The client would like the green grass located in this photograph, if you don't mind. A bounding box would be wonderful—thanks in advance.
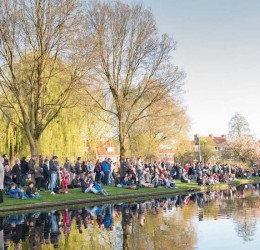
[1,181,199,208]
[2,178,259,210]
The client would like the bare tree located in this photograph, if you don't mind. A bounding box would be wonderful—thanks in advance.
[0,0,86,155]
[83,0,184,160]
[228,113,251,138]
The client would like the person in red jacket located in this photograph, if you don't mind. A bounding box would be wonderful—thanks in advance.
[61,168,69,194]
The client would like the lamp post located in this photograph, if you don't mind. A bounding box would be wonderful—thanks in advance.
[198,137,202,163]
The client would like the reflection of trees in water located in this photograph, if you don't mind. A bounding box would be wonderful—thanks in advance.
[124,200,197,250]
[4,186,260,249]
[233,195,260,242]
[235,219,257,242]
[202,187,260,243]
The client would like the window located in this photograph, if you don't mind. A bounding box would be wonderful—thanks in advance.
[106,147,114,153]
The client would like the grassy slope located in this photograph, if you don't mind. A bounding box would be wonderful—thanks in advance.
[1,181,199,207]
[1,178,259,209]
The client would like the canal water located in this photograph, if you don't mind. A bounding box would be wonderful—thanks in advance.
[1,184,260,250]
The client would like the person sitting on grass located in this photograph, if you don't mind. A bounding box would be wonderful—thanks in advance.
[159,174,167,186]
[117,176,138,190]
[165,177,176,188]
[26,181,40,198]
[144,168,151,183]
[68,175,81,189]
[181,172,190,183]
[8,184,27,199]
[81,177,108,195]
[151,173,161,187]
[197,175,204,186]
[139,175,154,188]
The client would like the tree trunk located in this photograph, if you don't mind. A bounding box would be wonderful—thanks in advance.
[28,138,39,156]
[119,119,126,162]
[25,126,39,156]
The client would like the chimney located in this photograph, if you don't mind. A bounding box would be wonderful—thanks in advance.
[194,134,199,145]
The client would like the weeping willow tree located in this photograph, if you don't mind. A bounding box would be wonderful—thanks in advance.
[39,103,110,162]
[0,0,91,156]
[0,113,29,161]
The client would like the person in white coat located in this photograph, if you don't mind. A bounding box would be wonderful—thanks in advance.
[0,157,4,203]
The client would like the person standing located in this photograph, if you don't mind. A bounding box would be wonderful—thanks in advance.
[75,157,82,176]
[12,159,22,188]
[43,158,50,191]
[136,157,143,184]
[34,164,43,192]
[49,156,59,194]
[0,157,4,203]
[64,157,74,187]
[20,157,29,187]
[61,168,69,194]
[87,161,94,173]
[39,155,45,168]
[28,155,37,183]
[120,158,130,181]
[64,157,73,173]
[101,158,110,185]
[94,159,102,183]
[2,154,9,167]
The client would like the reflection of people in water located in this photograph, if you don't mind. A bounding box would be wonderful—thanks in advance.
[41,212,51,245]
[62,209,70,235]
[2,183,259,249]
[0,216,4,250]
[50,211,60,249]
[103,205,114,230]
[76,209,83,234]
[138,202,146,227]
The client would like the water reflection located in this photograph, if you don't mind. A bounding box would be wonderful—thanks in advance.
[1,184,260,250]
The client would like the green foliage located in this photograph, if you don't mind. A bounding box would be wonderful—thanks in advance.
[0,119,30,160]
[0,0,190,160]
[199,137,216,163]
[174,137,194,164]
[37,105,110,161]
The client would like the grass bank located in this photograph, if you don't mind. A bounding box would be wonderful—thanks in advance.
[1,178,259,214]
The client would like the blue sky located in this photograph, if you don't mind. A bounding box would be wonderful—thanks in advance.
[123,0,260,138]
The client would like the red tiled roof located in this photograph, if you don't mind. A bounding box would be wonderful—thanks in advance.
[160,149,174,154]
[97,148,119,156]
[213,137,226,145]
[163,157,174,162]
[97,140,119,156]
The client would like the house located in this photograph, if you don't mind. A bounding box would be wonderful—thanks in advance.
[97,140,120,163]
[193,134,227,163]
[160,148,175,163]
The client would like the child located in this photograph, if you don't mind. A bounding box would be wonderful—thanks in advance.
[26,181,40,198]
[61,168,69,194]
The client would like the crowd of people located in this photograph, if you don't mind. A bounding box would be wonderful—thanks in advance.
[0,183,258,249]
[0,153,256,203]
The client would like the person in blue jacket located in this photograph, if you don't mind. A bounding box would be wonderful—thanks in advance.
[8,184,27,199]
[101,158,111,185]
[84,179,109,196]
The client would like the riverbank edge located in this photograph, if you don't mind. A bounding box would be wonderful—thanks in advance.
[0,178,258,214]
